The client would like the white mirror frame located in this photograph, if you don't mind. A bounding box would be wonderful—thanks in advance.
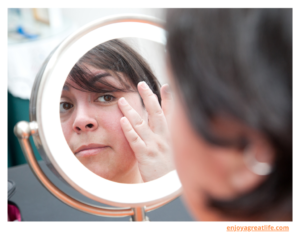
[33,14,182,208]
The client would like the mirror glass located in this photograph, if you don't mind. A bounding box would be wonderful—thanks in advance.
[36,18,181,206]
[59,37,170,184]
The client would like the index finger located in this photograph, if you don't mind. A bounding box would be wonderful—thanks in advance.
[137,81,168,135]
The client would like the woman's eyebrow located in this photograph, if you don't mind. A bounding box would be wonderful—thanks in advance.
[90,72,126,92]
[63,85,69,91]
[90,73,112,84]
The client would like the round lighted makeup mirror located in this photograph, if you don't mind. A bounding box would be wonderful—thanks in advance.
[14,14,182,221]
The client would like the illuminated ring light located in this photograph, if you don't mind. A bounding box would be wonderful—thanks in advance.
[31,14,182,208]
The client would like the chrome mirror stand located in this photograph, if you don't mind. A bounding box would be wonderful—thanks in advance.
[14,121,177,221]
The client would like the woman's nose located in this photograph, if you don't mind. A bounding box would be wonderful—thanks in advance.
[72,109,98,133]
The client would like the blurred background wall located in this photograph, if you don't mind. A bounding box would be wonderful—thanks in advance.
[7,8,165,167]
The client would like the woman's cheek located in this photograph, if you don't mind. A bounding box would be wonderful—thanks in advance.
[61,118,74,145]
[99,106,124,132]
[99,107,132,147]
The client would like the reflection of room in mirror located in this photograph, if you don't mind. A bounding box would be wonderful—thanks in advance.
[60,39,172,185]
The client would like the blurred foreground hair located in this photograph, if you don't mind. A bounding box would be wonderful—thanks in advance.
[166,9,292,220]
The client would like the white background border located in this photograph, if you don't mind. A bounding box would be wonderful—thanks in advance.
[3,3,299,234]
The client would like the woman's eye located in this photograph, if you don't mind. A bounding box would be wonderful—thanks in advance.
[60,102,73,113]
[97,95,115,103]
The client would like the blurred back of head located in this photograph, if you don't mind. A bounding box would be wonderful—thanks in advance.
[166,9,292,220]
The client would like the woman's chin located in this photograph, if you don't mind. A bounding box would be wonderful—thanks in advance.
[75,154,142,183]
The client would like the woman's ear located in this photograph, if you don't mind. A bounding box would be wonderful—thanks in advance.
[228,133,275,195]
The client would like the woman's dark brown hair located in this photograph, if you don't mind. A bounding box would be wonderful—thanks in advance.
[67,39,161,104]
[166,9,292,220]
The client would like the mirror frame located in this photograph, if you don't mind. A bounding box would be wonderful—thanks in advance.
[28,14,182,208]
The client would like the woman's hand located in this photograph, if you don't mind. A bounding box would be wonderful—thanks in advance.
[118,81,175,182]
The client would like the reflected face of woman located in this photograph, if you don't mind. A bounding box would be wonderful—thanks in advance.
[60,67,147,183]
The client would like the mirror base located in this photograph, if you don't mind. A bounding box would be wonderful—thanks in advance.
[13,120,175,221]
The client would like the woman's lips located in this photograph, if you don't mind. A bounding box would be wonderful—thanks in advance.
[74,144,109,157]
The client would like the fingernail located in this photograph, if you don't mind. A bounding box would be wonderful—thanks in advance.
[121,116,128,124]
[119,97,127,105]
[140,81,148,89]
